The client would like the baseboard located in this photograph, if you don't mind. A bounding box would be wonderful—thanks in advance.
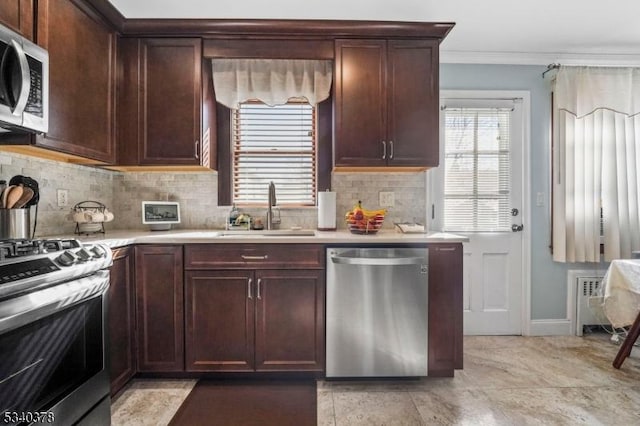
[528,319,573,336]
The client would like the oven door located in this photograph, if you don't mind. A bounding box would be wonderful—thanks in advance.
[0,270,110,426]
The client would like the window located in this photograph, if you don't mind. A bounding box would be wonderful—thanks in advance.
[552,66,640,262]
[232,100,316,206]
[442,107,512,232]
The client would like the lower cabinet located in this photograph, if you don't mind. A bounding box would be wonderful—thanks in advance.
[135,245,185,372]
[428,243,463,376]
[184,244,325,373]
[108,247,135,395]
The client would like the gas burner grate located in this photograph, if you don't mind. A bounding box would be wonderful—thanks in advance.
[0,239,81,262]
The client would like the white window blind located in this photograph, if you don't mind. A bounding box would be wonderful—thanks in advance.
[443,107,512,232]
[232,101,316,206]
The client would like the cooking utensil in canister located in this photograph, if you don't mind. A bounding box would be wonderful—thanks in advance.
[2,185,15,208]
[5,186,24,209]
[12,187,34,209]
[9,175,39,207]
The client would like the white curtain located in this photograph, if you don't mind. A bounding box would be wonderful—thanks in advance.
[553,66,640,262]
[211,59,332,108]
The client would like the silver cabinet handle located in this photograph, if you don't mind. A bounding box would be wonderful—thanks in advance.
[195,140,200,159]
[389,140,394,159]
[257,278,262,300]
[437,247,456,252]
[382,141,387,160]
[247,278,253,299]
[241,255,269,260]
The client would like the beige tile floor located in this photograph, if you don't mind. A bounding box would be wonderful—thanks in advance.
[111,334,640,425]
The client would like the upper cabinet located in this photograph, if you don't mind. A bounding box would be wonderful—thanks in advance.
[0,0,33,39]
[118,37,213,168]
[34,0,116,163]
[334,39,440,168]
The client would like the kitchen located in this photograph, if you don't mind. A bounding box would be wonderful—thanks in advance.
[1,0,640,425]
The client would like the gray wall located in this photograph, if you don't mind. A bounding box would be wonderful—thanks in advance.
[440,64,609,320]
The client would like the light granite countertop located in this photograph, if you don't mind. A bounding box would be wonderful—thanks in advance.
[59,229,468,248]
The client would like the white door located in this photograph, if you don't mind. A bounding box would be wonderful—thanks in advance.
[432,92,529,335]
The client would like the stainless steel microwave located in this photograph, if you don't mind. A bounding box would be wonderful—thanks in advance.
[0,23,48,134]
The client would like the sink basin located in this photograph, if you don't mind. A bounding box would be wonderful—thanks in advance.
[220,230,316,237]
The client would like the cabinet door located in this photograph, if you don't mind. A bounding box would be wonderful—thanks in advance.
[334,39,387,167]
[185,270,255,372]
[108,247,135,396]
[35,0,116,162]
[387,40,439,167]
[0,0,33,39]
[139,38,202,165]
[135,245,184,372]
[428,244,463,376]
[255,269,325,372]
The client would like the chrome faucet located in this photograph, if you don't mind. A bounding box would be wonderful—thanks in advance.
[266,181,277,230]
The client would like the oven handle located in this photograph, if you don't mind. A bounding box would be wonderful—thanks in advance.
[0,270,110,335]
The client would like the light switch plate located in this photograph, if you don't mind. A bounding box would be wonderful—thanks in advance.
[379,191,395,207]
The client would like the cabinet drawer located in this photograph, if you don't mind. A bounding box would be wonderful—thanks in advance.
[185,244,324,269]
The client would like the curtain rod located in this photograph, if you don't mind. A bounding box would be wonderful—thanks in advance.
[542,63,560,78]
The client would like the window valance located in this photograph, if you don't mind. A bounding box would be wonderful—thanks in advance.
[555,66,640,118]
[211,59,333,108]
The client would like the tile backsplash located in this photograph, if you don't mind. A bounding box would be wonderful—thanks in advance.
[0,152,115,237]
[0,152,427,235]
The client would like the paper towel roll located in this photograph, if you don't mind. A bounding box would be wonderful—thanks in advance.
[317,191,337,231]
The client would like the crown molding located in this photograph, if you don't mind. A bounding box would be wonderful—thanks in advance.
[440,50,640,67]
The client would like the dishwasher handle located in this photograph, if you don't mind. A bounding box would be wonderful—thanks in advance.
[330,254,426,266]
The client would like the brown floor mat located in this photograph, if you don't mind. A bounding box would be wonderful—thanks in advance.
[168,379,317,426]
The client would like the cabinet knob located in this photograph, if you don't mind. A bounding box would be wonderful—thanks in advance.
[382,141,387,160]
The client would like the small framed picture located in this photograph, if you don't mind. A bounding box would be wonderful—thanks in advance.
[142,201,180,230]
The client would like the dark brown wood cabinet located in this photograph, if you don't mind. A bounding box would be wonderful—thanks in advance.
[185,269,255,372]
[135,245,184,372]
[334,39,439,168]
[34,0,116,162]
[428,243,463,376]
[184,244,325,373]
[0,0,33,39]
[118,37,212,167]
[108,246,135,396]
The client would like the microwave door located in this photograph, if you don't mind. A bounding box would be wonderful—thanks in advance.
[0,39,30,127]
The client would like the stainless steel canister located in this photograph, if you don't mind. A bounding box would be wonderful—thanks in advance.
[0,209,31,239]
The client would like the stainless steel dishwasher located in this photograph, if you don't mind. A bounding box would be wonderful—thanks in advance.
[326,247,428,378]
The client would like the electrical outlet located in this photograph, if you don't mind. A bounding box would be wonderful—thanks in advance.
[57,189,69,207]
[379,191,395,207]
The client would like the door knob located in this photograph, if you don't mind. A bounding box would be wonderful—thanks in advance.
[511,224,524,232]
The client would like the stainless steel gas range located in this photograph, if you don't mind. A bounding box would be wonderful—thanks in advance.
[0,238,113,426]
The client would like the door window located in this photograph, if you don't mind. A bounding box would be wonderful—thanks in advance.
[442,107,513,232]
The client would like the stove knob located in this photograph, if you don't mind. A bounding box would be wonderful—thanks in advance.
[75,248,92,262]
[90,245,106,258]
[56,250,78,267]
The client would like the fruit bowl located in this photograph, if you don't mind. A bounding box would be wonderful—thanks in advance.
[345,201,386,234]
[346,213,385,234]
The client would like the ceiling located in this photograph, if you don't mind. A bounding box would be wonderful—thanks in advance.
[108,0,640,65]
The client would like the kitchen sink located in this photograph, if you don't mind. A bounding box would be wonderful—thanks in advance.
[219,229,316,237]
